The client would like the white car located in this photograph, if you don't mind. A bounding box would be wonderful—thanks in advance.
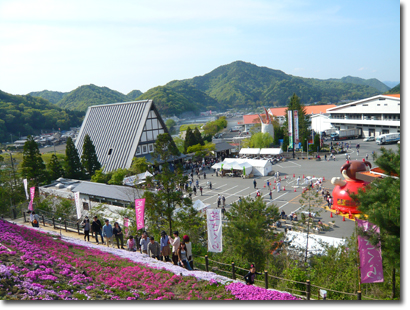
[363,136,375,142]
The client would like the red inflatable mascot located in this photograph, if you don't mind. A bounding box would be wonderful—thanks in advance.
[331,160,371,214]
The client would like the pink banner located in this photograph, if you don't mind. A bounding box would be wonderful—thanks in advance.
[357,219,384,283]
[124,217,129,236]
[135,199,145,230]
[28,187,35,211]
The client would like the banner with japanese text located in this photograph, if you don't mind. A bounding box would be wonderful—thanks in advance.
[135,198,146,230]
[23,179,29,200]
[357,219,384,283]
[288,110,293,148]
[28,187,35,211]
[293,110,299,144]
[74,192,82,219]
[207,209,222,252]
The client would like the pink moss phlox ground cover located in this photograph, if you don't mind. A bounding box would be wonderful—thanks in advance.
[1,220,300,300]
[226,282,301,300]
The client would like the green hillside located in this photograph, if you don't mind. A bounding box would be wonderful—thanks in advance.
[126,89,143,100]
[0,90,84,143]
[55,84,129,111]
[165,61,383,109]
[28,90,68,104]
[327,76,390,93]
[136,86,203,116]
[384,83,400,94]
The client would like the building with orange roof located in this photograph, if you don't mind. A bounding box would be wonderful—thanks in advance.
[326,94,400,138]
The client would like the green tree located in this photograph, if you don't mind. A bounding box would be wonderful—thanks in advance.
[224,196,280,269]
[249,132,273,148]
[91,168,112,184]
[64,137,83,179]
[285,94,308,151]
[108,168,129,185]
[174,205,206,245]
[186,142,216,161]
[351,146,400,298]
[129,157,149,175]
[81,134,101,178]
[184,126,197,153]
[193,127,204,146]
[165,118,176,133]
[153,133,180,163]
[21,135,47,187]
[47,154,64,181]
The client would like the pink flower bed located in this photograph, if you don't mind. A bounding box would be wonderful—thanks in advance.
[0,220,300,300]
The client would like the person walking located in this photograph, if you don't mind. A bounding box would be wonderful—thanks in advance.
[140,232,149,254]
[222,205,226,218]
[199,186,203,196]
[32,211,40,228]
[267,180,270,189]
[177,242,193,270]
[204,172,206,179]
[196,179,199,187]
[102,219,114,248]
[92,216,104,244]
[193,186,197,196]
[297,176,300,186]
[277,181,281,192]
[269,189,272,200]
[82,216,90,242]
[113,222,125,249]
[147,237,161,260]
[27,211,34,227]
[160,231,171,262]
[183,235,193,269]
[217,195,221,208]
[169,231,181,265]
[238,197,242,204]
[222,195,226,207]
[253,179,257,189]
[209,181,212,190]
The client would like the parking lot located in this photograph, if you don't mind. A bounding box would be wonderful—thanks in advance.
[191,139,399,240]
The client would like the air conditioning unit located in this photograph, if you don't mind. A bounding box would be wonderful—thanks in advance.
[55,183,65,189]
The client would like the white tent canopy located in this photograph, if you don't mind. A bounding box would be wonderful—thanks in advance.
[211,162,223,170]
[284,231,347,257]
[123,171,153,186]
[260,148,283,155]
[239,148,260,155]
[222,162,237,170]
[223,158,272,176]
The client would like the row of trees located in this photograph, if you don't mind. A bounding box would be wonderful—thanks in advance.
[20,134,101,188]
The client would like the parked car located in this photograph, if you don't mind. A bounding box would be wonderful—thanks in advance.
[363,136,375,142]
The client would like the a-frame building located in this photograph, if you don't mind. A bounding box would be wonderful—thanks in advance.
[75,100,175,172]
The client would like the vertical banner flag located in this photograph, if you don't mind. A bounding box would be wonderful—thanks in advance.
[124,217,129,237]
[207,209,222,252]
[357,219,384,283]
[135,198,146,230]
[288,110,293,148]
[28,187,35,211]
[74,192,82,219]
[293,110,299,144]
[23,179,29,200]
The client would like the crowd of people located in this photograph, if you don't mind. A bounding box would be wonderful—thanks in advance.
[81,216,195,270]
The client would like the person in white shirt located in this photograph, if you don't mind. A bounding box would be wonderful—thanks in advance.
[140,232,149,254]
[182,235,193,269]
[28,210,34,227]
[168,231,180,265]
[297,177,300,186]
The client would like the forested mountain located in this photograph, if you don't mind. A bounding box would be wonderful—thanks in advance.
[55,84,130,111]
[28,90,68,104]
[126,89,143,101]
[384,83,400,94]
[327,76,390,93]
[0,90,84,143]
[165,61,383,111]
[26,61,388,116]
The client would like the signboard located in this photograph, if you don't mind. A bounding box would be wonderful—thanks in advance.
[288,110,293,148]
[23,179,29,200]
[74,191,82,219]
[135,198,146,230]
[357,219,384,283]
[293,110,299,144]
[207,209,223,252]
[28,187,35,211]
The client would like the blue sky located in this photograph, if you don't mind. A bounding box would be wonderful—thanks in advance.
[0,0,401,95]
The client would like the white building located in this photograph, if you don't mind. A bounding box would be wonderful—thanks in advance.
[326,94,400,138]
[310,113,334,133]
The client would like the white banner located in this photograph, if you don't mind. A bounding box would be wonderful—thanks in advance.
[293,110,299,144]
[207,209,223,252]
[288,110,293,148]
[23,179,29,200]
[74,192,82,219]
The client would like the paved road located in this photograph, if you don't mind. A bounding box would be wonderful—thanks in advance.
[191,139,399,240]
